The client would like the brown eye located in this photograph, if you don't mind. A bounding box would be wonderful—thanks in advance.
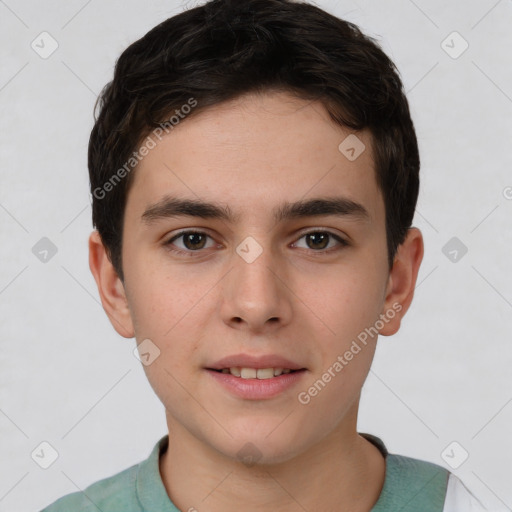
[165,231,215,254]
[293,231,348,252]
[182,232,207,250]
[305,232,330,250]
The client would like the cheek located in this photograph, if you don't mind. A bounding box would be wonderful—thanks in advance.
[126,263,205,338]
[301,265,385,344]
[296,300,379,421]
[127,283,211,400]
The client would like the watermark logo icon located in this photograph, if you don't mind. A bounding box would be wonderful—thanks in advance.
[31,441,59,469]
[133,338,161,366]
[236,236,263,264]
[31,32,59,59]
[441,31,469,59]
[236,442,263,467]
[32,237,58,263]
[338,134,366,161]
[441,441,469,469]
[442,237,468,263]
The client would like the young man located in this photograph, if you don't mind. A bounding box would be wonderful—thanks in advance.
[42,0,487,510]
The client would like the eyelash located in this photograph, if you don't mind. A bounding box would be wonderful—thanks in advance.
[163,229,349,257]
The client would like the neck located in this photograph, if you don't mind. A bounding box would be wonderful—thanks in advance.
[159,406,386,512]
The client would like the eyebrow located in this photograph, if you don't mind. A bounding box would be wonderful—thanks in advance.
[141,195,370,225]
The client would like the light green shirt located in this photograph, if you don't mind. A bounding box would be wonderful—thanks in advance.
[41,433,449,511]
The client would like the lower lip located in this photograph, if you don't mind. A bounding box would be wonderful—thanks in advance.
[206,369,307,400]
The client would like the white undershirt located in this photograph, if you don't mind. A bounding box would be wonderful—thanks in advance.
[443,474,498,511]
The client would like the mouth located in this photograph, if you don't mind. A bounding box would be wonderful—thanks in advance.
[209,367,304,379]
[205,354,307,399]
[205,355,307,399]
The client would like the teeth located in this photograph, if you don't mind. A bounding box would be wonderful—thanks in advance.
[256,368,274,380]
[223,367,294,379]
[230,367,241,377]
[240,368,257,379]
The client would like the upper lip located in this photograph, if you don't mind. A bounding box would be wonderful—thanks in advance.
[207,353,305,371]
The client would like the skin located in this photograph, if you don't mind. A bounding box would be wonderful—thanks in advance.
[89,91,423,512]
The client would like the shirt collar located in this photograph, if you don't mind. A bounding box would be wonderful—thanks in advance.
[136,435,180,511]
[136,433,390,510]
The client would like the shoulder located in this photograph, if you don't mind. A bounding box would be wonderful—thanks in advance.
[387,452,449,475]
[40,463,140,512]
[361,433,450,510]
[40,435,173,512]
[371,453,450,511]
[379,454,491,511]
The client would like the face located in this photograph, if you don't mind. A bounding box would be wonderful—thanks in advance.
[99,91,415,464]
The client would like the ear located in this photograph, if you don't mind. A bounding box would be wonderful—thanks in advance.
[88,230,135,338]
[378,227,424,336]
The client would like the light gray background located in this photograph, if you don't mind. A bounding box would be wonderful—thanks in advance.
[1,1,511,511]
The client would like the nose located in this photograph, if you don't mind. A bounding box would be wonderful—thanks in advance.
[220,240,293,334]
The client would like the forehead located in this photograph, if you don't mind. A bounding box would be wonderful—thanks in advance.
[125,91,384,229]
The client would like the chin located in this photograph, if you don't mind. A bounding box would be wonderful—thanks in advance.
[212,421,314,467]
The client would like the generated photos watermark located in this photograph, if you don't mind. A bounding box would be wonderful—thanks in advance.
[297,302,402,405]
[93,97,198,200]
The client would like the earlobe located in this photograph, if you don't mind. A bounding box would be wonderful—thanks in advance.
[88,230,135,339]
[378,227,424,336]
